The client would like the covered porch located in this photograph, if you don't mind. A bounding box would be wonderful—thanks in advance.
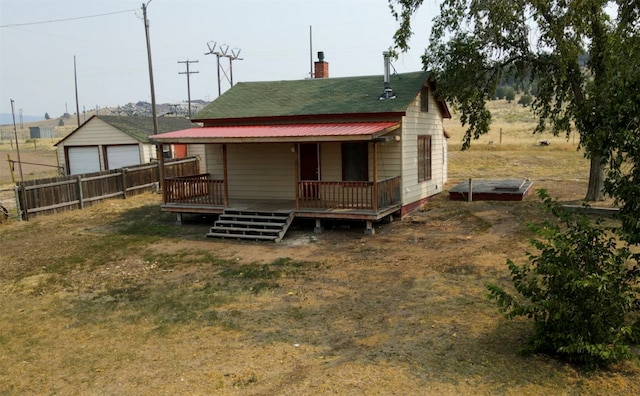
[151,121,404,233]
[161,174,402,227]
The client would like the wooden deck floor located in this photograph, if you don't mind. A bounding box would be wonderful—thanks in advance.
[162,199,401,221]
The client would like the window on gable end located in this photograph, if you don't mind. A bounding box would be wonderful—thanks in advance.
[420,85,429,112]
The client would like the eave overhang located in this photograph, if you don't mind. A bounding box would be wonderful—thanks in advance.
[149,122,401,145]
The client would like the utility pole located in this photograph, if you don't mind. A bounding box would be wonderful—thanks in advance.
[142,0,163,189]
[10,99,25,220]
[74,55,81,126]
[178,59,199,117]
[18,108,23,136]
[205,41,243,97]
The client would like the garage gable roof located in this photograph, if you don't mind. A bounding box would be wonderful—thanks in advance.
[55,115,196,145]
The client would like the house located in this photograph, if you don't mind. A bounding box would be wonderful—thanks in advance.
[55,115,195,175]
[150,53,451,238]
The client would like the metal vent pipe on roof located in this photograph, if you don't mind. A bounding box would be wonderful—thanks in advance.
[383,51,391,85]
[380,51,396,100]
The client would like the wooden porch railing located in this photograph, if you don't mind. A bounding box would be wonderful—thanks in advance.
[163,174,400,212]
[164,173,225,206]
[377,176,402,209]
[298,176,401,211]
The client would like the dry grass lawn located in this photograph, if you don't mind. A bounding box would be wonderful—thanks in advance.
[0,101,638,395]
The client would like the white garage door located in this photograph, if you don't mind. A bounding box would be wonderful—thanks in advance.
[106,145,140,169]
[68,146,100,175]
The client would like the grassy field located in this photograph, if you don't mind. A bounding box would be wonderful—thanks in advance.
[1,99,637,394]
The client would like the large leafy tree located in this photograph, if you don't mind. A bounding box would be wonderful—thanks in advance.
[599,17,640,244]
[390,0,640,367]
[389,0,639,204]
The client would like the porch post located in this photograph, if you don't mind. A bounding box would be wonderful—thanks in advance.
[222,144,229,206]
[294,144,300,210]
[373,141,378,212]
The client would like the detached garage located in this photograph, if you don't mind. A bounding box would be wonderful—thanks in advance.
[55,115,196,175]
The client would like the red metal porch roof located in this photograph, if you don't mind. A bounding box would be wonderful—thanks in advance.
[150,122,400,143]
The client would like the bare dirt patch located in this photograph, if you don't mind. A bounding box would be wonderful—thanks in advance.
[1,175,637,394]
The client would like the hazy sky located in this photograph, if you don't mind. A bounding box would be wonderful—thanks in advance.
[0,0,440,118]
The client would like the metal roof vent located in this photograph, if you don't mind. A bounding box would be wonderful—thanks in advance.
[379,51,396,100]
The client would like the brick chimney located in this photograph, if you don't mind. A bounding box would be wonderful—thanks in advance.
[314,51,329,78]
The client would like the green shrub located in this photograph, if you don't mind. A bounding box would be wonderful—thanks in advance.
[487,190,640,368]
[495,85,507,99]
[518,94,533,107]
[505,87,516,103]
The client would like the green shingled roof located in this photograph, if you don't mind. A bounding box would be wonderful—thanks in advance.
[96,116,195,142]
[194,71,431,120]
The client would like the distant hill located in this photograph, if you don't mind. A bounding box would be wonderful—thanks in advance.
[0,113,44,125]
[1,100,209,128]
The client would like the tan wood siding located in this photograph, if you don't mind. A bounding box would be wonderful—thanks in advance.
[227,143,295,200]
[377,139,402,179]
[204,144,223,178]
[187,144,206,174]
[319,141,400,182]
[320,142,342,181]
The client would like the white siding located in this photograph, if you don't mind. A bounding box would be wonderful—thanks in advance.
[400,90,446,206]
[141,144,156,163]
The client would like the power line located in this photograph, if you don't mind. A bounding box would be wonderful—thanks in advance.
[0,9,136,28]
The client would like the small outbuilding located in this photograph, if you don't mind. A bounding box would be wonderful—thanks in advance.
[55,115,195,175]
[29,126,55,139]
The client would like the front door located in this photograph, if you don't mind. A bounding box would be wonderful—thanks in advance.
[299,143,319,198]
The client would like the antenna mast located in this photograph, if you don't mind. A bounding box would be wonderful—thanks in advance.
[309,25,313,78]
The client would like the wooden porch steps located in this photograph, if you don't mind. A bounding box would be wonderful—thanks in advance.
[206,209,295,243]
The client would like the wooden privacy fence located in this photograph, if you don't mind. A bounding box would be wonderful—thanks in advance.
[15,157,198,220]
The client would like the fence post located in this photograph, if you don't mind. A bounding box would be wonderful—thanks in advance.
[468,178,473,202]
[77,175,84,209]
[121,168,128,199]
[13,185,24,221]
